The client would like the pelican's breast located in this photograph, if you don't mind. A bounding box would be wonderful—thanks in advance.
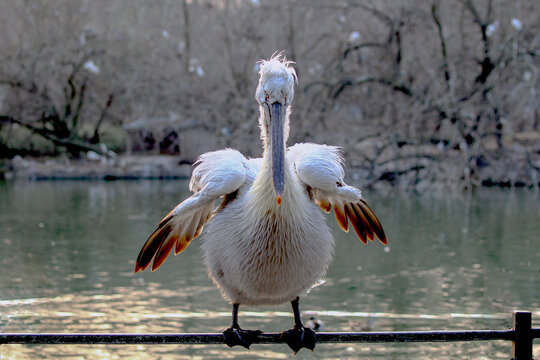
[202,167,334,305]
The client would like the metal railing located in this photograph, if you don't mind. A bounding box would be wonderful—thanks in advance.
[1,310,538,359]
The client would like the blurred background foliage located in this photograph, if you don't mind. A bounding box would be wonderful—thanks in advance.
[0,0,538,189]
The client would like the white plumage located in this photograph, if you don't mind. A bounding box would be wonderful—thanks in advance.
[135,54,387,352]
[202,146,334,306]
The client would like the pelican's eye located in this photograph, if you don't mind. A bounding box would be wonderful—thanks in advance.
[265,93,269,102]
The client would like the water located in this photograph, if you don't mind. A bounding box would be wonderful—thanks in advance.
[0,180,538,359]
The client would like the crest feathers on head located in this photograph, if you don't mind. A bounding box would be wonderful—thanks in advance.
[258,51,297,83]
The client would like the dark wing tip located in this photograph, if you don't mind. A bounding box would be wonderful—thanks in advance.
[157,211,175,229]
[352,203,374,241]
[345,199,388,245]
[359,199,387,245]
[135,258,151,273]
[134,222,173,273]
[346,204,367,244]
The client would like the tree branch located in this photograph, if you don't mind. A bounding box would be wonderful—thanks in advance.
[1,115,103,155]
[462,0,494,84]
[431,1,451,86]
[90,93,114,144]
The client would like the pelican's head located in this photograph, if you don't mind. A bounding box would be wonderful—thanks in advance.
[255,53,297,205]
[255,54,296,108]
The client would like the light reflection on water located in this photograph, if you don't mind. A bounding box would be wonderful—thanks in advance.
[0,180,539,359]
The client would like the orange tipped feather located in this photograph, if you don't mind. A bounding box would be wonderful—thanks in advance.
[174,238,188,255]
[318,200,332,213]
[333,204,349,232]
[196,212,207,234]
[152,234,178,271]
[174,232,192,256]
[135,205,215,273]
[193,225,204,239]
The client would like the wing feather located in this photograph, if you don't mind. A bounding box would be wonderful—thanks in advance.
[135,149,247,273]
[318,199,332,213]
[358,200,387,244]
[135,223,173,272]
[152,229,179,271]
[342,199,386,244]
[290,143,387,246]
[346,204,367,244]
[333,203,349,232]
[351,203,374,241]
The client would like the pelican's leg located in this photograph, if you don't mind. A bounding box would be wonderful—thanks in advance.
[280,297,316,354]
[223,303,262,349]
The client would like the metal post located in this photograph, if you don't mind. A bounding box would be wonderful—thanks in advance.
[512,311,532,360]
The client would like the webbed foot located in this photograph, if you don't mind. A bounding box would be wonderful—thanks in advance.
[223,327,262,349]
[280,324,316,354]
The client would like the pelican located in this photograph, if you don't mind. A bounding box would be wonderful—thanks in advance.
[135,54,387,353]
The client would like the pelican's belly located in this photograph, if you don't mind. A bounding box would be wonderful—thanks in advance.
[202,197,334,306]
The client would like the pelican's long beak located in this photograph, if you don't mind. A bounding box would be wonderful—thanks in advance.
[271,102,285,205]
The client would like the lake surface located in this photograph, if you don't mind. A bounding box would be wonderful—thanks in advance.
[0,180,538,359]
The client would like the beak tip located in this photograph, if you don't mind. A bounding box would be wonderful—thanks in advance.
[276,195,282,205]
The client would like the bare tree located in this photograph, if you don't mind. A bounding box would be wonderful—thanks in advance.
[0,0,537,187]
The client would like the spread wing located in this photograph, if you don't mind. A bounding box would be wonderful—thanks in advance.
[289,143,387,245]
[135,149,247,272]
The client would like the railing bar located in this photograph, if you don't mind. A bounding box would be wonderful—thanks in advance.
[317,330,516,343]
[0,330,517,345]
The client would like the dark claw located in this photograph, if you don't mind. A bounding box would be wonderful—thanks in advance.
[280,325,316,354]
[223,327,263,349]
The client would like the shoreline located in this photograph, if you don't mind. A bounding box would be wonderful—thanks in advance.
[2,153,539,192]
[2,155,192,181]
